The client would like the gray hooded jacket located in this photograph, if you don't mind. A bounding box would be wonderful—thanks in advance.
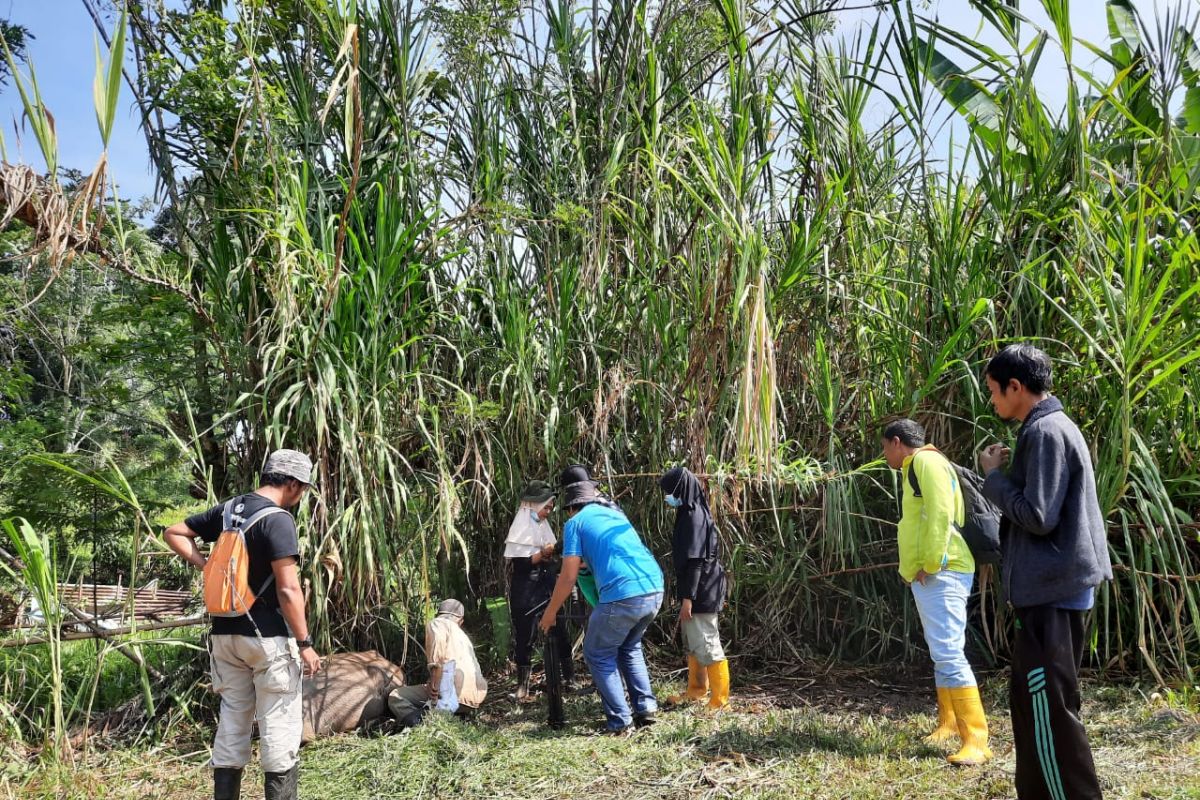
[981,397,1113,608]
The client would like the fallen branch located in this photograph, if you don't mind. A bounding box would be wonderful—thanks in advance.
[60,602,167,682]
[0,543,174,680]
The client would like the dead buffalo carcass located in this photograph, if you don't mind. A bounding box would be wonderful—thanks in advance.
[302,651,405,742]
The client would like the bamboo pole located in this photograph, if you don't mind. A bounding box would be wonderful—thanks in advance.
[0,615,206,649]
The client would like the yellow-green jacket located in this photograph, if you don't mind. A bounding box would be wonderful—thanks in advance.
[898,445,974,581]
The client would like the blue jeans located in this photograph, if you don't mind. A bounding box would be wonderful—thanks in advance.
[583,591,662,730]
[911,569,977,688]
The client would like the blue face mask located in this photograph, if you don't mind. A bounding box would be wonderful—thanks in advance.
[664,494,682,508]
[529,509,542,523]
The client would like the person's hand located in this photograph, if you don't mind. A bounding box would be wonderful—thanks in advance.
[679,598,693,624]
[538,607,556,633]
[913,569,929,586]
[979,443,1010,474]
[541,543,556,560]
[300,647,321,677]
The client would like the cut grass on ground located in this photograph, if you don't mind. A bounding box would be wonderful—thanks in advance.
[7,670,1200,799]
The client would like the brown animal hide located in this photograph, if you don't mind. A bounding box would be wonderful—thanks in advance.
[302,651,405,742]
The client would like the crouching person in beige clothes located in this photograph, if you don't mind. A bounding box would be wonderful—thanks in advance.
[388,599,488,726]
[164,450,322,800]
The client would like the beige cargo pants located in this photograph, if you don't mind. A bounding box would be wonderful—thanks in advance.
[209,635,302,773]
[682,613,726,665]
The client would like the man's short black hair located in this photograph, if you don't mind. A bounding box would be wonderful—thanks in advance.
[881,418,925,448]
[985,343,1053,394]
[261,471,300,488]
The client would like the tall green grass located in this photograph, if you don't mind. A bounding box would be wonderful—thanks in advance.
[5,0,1198,686]
[1,518,66,754]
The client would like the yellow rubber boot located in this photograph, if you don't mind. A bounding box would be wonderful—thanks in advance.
[705,659,730,710]
[666,655,708,704]
[926,687,958,744]
[947,686,993,766]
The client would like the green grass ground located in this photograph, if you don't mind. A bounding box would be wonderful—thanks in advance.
[7,668,1199,799]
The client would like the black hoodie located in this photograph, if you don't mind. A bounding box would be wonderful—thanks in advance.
[660,467,727,613]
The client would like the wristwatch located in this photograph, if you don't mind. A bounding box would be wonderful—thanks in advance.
[296,638,313,650]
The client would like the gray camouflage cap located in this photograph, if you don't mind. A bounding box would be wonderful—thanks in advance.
[263,449,315,485]
[436,598,465,619]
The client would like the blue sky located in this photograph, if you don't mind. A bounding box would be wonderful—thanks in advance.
[0,0,1175,214]
[1,1,156,201]
[836,1,1175,120]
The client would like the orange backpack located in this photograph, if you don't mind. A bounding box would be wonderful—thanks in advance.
[203,499,289,617]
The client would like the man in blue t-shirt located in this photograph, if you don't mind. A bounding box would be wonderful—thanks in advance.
[539,470,663,733]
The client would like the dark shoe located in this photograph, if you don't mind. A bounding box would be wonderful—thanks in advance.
[633,712,657,729]
[364,716,400,737]
[398,707,425,729]
[601,724,634,737]
[213,767,243,800]
[516,665,532,702]
[264,766,297,800]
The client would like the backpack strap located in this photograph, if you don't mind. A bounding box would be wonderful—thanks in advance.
[240,505,289,532]
[905,447,946,499]
[241,506,291,598]
[221,498,236,532]
[906,459,923,498]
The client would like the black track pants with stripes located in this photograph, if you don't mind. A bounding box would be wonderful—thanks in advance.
[1010,604,1103,800]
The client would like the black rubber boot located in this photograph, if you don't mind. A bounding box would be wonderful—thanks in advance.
[213,767,243,800]
[264,766,298,800]
[633,712,657,729]
[515,665,532,702]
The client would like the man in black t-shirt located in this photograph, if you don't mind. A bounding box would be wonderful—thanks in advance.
[165,449,321,800]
